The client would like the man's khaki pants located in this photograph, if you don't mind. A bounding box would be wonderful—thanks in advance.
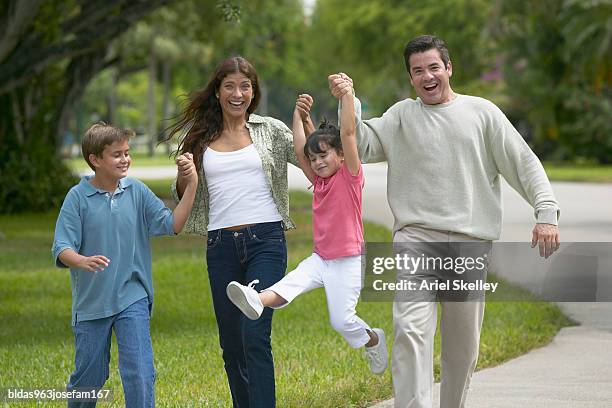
[392,226,490,408]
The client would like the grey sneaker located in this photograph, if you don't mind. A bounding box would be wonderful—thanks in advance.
[226,280,264,320]
[364,328,388,375]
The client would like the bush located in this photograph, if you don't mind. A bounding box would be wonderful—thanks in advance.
[0,144,76,214]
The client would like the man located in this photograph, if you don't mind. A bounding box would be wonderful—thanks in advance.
[329,35,560,408]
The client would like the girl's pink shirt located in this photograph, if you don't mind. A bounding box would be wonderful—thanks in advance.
[312,163,364,260]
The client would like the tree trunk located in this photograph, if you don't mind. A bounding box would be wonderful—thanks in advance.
[0,0,171,97]
[0,85,76,213]
[147,37,157,157]
[55,51,109,154]
[259,79,268,116]
[107,68,118,124]
[0,0,44,62]
[0,0,171,213]
[161,61,172,155]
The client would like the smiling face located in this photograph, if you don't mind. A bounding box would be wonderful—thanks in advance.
[217,72,254,120]
[408,48,454,105]
[308,142,343,179]
[90,139,131,181]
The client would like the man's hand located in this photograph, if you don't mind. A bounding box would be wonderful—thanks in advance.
[531,224,560,259]
[176,153,197,185]
[295,94,313,122]
[328,73,354,99]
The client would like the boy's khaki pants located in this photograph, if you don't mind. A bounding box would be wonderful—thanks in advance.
[392,226,489,408]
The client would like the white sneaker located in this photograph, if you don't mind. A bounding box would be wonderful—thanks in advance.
[364,328,388,375]
[226,280,264,320]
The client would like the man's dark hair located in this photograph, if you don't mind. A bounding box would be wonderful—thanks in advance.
[403,35,450,75]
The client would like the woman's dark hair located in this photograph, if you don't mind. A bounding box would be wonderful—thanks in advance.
[163,56,261,171]
[404,35,450,75]
[303,119,343,158]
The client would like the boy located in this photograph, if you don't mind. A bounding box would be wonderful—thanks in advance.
[52,123,198,407]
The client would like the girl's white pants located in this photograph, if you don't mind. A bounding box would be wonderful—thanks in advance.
[265,253,371,348]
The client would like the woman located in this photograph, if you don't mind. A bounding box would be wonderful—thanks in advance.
[165,56,313,407]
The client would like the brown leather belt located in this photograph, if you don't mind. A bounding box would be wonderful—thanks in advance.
[225,224,256,231]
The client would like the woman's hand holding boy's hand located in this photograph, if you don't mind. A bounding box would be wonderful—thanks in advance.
[295,94,313,122]
[173,152,198,233]
[176,153,197,186]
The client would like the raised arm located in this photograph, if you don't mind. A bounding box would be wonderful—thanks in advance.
[173,153,198,233]
[296,93,316,136]
[329,73,390,163]
[337,78,360,175]
[292,94,316,183]
[302,110,315,137]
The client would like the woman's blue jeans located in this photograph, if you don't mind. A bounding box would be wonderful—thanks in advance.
[206,221,287,408]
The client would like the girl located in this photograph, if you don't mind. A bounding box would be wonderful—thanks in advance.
[226,78,388,375]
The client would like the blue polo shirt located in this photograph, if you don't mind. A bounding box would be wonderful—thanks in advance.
[52,176,174,325]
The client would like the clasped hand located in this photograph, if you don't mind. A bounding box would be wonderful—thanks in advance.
[176,152,197,185]
[328,73,354,99]
[295,94,313,121]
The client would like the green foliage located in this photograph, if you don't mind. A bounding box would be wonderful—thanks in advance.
[305,0,496,117]
[3,0,611,218]
[78,0,309,134]
[31,0,77,44]
[207,0,309,121]
[0,148,76,214]
[304,0,611,163]
[115,71,159,127]
[495,0,612,163]
[0,0,171,213]
[0,74,76,213]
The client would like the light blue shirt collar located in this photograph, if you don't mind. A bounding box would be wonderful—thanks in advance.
[80,176,132,197]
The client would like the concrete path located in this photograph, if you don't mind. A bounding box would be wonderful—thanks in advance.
[349,163,612,408]
[116,164,612,407]
[371,326,612,408]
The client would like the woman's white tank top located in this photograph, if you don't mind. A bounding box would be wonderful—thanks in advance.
[204,144,282,231]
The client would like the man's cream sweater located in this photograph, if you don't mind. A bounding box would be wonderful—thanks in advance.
[350,94,559,240]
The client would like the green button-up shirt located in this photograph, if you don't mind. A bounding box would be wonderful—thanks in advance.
[171,114,299,235]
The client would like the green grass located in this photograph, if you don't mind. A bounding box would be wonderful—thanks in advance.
[0,190,572,407]
[543,162,612,183]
